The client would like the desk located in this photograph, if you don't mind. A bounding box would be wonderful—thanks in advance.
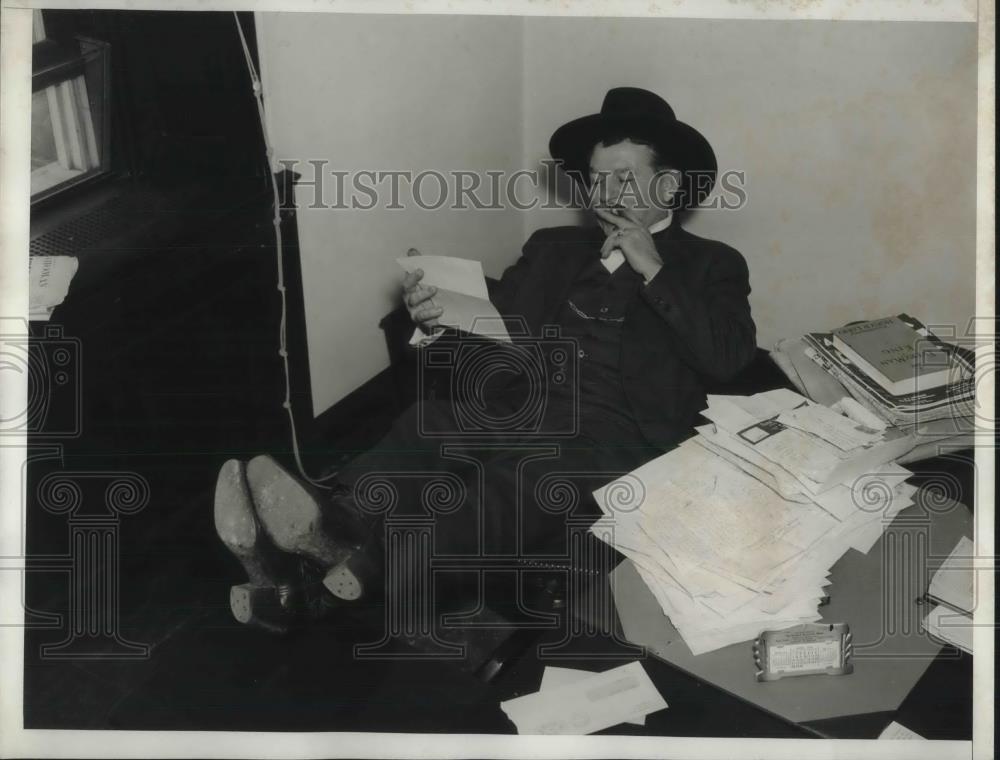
[476,486,973,739]
[576,491,973,738]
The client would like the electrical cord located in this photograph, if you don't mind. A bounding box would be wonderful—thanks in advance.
[233,12,340,488]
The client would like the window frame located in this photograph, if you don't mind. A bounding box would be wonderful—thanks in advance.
[31,10,113,205]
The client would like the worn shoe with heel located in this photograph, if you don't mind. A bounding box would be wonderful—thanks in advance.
[244,454,383,603]
[214,459,339,633]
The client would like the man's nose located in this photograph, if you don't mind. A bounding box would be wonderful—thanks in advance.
[600,176,621,204]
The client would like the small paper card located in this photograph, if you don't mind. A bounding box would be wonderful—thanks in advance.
[539,666,645,726]
[878,720,925,740]
[500,661,666,735]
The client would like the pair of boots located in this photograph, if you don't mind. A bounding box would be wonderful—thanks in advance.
[213,455,381,634]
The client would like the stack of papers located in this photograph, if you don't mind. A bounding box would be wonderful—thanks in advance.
[592,389,919,656]
[770,323,975,466]
[801,331,975,428]
[500,662,666,734]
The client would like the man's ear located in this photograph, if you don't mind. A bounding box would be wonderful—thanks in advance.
[652,169,682,210]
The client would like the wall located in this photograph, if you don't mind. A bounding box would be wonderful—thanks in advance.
[258,14,978,415]
[521,17,978,348]
[257,13,524,414]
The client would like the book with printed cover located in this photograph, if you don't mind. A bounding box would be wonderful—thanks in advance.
[830,315,970,395]
[803,334,973,407]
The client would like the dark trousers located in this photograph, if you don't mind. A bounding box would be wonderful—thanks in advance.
[337,392,661,560]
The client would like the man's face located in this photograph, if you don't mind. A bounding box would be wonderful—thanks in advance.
[588,139,675,235]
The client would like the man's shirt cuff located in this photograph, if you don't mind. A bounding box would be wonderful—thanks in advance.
[408,326,444,347]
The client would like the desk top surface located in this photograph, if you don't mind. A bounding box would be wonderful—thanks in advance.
[608,491,973,737]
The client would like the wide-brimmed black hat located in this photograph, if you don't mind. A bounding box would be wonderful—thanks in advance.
[549,87,717,209]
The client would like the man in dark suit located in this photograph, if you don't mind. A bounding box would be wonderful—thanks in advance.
[214,88,757,631]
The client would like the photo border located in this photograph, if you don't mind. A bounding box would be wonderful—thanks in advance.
[1,1,993,758]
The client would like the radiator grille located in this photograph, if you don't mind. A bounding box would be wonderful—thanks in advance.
[29,188,165,257]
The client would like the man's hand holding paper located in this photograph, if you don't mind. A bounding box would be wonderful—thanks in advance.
[398,250,511,343]
[401,249,444,333]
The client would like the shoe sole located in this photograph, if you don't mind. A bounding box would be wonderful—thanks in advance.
[214,459,275,588]
[216,459,304,629]
[323,561,363,601]
[246,455,366,601]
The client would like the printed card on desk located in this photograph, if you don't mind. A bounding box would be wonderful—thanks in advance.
[500,661,666,735]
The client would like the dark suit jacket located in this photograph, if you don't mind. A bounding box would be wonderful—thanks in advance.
[489,222,757,449]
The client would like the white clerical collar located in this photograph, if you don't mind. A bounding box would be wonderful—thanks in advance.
[647,212,674,236]
[601,210,673,274]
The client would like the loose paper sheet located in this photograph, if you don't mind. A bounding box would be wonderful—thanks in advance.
[928,535,976,614]
[29,255,78,321]
[398,255,510,342]
[500,661,666,735]
[922,605,973,654]
[878,720,926,740]
[539,667,645,725]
